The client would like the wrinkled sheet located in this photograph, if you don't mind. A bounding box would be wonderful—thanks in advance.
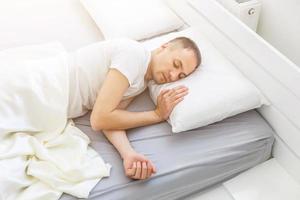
[0,43,111,200]
[60,90,274,200]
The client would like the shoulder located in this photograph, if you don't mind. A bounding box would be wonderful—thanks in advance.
[107,39,150,87]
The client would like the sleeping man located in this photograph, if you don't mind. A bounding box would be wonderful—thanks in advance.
[67,37,201,180]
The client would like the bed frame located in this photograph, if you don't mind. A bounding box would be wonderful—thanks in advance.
[165,0,300,198]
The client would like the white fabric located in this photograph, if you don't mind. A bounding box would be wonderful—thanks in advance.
[80,0,184,40]
[143,28,268,133]
[0,43,111,200]
[68,39,151,118]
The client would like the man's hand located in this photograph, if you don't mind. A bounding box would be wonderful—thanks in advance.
[154,85,189,120]
[123,150,157,180]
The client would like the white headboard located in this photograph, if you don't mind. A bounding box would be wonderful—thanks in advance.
[165,0,300,183]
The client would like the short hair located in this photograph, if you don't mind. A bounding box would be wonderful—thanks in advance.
[168,37,201,68]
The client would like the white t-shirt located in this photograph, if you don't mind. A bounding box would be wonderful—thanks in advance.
[67,39,151,118]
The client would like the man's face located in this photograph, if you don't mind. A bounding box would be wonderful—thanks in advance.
[150,43,198,84]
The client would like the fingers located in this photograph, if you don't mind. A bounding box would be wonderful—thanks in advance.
[171,90,188,101]
[171,97,184,107]
[126,162,136,177]
[165,86,188,97]
[170,87,188,97]
[159,89,170,97]
[174,86,189,94]
[158,86,188,106]
[133,161,142,179]
[147,161,152,178]
[158,89,170,103]
[130,160,156,180]
[165,88,188,105]
[148,159,156,173]
[155,86,188,121]
[131,161,147,180]
[141,161,148,179]
[172,85,188,90]
[170,89,186,107]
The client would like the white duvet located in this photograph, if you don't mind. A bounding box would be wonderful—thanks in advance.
[0,43,111,200]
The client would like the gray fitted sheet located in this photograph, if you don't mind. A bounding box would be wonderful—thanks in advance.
[60,89,274,200]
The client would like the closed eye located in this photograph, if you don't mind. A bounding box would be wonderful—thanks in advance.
[179,72,186,79]
[174,59,187,79]
[173,60,180,69]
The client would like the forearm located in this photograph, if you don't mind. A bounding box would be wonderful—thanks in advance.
[100,97,137,159]
[95,109,163,131]
[102,129,134,159]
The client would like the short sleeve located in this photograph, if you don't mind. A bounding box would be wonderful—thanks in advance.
[109,39,145,87]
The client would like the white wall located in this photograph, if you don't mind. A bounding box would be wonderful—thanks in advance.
[216,0,300,67]
[256,0,300,67]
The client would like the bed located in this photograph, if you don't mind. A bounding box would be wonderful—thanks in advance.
[59,89,274,200]
[1,0,299,199]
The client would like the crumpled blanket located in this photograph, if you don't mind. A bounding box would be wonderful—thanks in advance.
[0,43,111,200]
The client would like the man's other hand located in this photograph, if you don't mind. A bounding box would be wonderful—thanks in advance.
[123,151,156,180]
[154,85,189,120]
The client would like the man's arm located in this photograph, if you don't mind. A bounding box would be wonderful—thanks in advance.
[101,96,136,159]
[90,69,163,131]
[101,96,156,180]
[90,68,188,131]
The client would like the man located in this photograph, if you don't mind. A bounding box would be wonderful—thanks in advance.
[69,37,201,180]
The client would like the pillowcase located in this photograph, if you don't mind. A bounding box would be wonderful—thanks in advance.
[143,27,269,133]
[80,0,184,40]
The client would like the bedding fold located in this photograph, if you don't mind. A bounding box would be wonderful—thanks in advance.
[0,43,111,200]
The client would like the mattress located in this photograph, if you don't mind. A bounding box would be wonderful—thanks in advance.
[60,89,274,200]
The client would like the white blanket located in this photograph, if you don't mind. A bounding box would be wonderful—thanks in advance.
[0,43,111,200]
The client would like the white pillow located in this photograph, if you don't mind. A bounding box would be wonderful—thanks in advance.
[143,28,269,133]
[80,0,184,40]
